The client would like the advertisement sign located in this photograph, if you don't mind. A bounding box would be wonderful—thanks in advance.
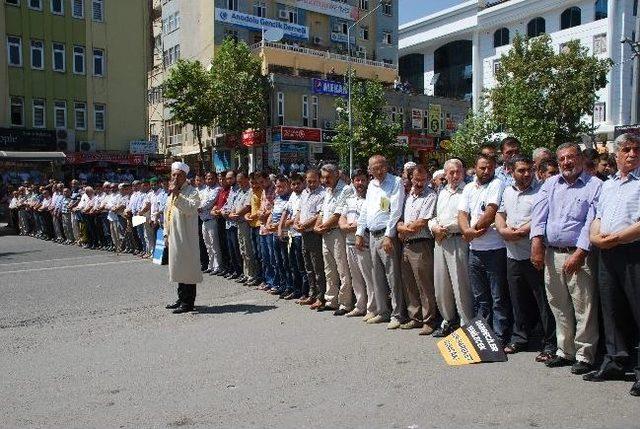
[408,134,435,152]
[411,109,423,130]
[129,140,158,155]
[312,78,348,97]
[0,128,57,151]
[280,126,322,142]
[437,317,508,366]
[215,8,309,39]
[213,151,232,172]
[428,104,442,134]
[322,129,338,143]
[241,129,265,147]
[330,33,355,44]
[295,0,359,20]
[614,124,640,138]
[65,152,145,165]
[152,228,166,265]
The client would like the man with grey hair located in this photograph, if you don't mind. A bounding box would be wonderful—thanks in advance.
[315,163,353,314]
[429,158,474,337]
[533,147,553,181]
[584,133,640,397]
[531,142,602,375]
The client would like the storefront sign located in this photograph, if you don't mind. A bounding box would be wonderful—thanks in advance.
[322,129,338,143]
[241,129,265,147]
[411,109,423,130]
[614,124,640,138]
[330,32,355,44]
[129,140,158,155]
[312,78,348,97]
[295,0,359,20]
[215,8,309,39]
[65,152,146,165]
[445,117,457,132]
[0,128,57,151]
[437,317,507,366]
[407,134,435,152]
[280,126,322,142]
[428,104,442,134]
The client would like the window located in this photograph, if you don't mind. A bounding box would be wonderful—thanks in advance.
[253,1,266,17]
[54,100,67,129]
[10,97,24,127]
[593,33,607,54]
[7,36,22,67]
[92,0,103,21]
[360,26,369,40]
[162,11,180,34]
[93,48,104,76]
[287,8,298,24]
[360,0,368,10]
[72,0,83,17]
[311,96,318,128]
[163,44,180,67]
[29,0,42,10]
[560,7,581,30]
[382,2,391,15]
[30,40,44,69]
[166,120,183,146]
[527,17,545,38]
[382,32,392,45]
[73,46,85,74]
[277,92,284,126]
[6,0,20,6]
[74,102,87,130]
[94,104,105,131]
[340,22,348,35]
[51,0,63,14]
[226,0,237,10]
[32,99,45,128]
[595,0,607,20]
[593,102,606,123]
[52,42,65,71]
[493,27,509,48]
[302,95,309,127]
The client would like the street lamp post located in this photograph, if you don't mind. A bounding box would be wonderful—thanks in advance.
[346,0,389,174]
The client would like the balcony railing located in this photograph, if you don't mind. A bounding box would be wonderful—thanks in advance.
[250,41,398,70]
[480,0,512,8]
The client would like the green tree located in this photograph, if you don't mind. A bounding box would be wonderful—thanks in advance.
[488,33,612,154]
[449,103,501,166]
[210,38,269,166]
[163,59,215,171]
[332,76,403,170]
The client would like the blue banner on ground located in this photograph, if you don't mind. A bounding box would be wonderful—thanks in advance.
[152,228,165,265]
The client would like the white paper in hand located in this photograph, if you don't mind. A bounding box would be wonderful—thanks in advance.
[132,215,147,227]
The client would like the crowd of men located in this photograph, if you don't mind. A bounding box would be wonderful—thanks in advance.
[6,134,639,397]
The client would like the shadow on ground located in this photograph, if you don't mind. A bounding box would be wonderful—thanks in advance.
[0,250,39,259]
[194,304,277,315]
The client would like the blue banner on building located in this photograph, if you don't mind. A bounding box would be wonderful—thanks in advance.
[215,8,309,40]
[312,78,348,97]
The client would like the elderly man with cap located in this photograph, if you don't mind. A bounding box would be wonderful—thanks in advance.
[165,162,203,314]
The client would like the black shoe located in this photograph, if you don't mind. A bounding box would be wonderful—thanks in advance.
[571,361,592,375]
[165,301,181,309]
[235,275,248,283]
[172,305,194,314]
[630,381,640,397]
[433,324,456,338]
[545,356,575,368]
[229,273,241,280]
[202,268,211,274]
[211,270,222,276]
[583,368,626,382]
[504,342,527,354]
[333,309,348,316]
[223,272,234,279]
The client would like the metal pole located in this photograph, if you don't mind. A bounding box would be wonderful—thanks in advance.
[632,15,640,124]
[348,25,353,175]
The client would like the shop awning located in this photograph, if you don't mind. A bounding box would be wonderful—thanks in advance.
[0,151,67,161]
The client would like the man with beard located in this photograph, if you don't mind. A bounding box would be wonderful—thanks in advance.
[496,137,521,186]
[531,142,602,375]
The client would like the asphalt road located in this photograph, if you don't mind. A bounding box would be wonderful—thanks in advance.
[0,236,639,429]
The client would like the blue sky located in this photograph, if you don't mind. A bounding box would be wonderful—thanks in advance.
[399,0,467,25]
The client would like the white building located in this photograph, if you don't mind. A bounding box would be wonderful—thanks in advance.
[399,0,638,137]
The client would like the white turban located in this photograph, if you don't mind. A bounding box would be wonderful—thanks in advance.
[433,169,445,178]
[403,161,417,171]
[171,161,189,175]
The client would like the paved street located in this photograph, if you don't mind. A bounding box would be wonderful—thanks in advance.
[0,236,638,429]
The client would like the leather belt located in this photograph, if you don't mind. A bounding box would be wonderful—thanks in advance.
[404,237,431,245]
[369,229,386,238]
[549,246,577,253]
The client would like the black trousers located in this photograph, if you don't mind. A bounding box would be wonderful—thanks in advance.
[507,257,557,353]
[198,218,207,269]
[598,242,640,379]
[217,217,230,271]
[177,283,196,307]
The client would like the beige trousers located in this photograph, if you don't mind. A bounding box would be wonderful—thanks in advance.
[434,235,474,326]
[544,248,599,364]
[322,229,353,310]
[401,239,438,326]
[346,243,375,313]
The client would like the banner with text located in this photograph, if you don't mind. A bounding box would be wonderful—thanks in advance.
[312,78,348,97]
[437,317,508,366]
[215,8,309,39]
[295,0,359,20]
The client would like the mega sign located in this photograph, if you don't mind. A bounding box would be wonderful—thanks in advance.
[295,0,359,20]
[312,78,348,97]
[0,128,56,151]
[280,126,322,142]
[215,8,309,39]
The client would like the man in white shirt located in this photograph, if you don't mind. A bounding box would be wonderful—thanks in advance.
[458,153,511,347]
[428,159,474,337]
[198,172,222,273]
[356,155,407,329]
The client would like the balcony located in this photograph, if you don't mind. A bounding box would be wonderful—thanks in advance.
[250,41,398,83]
[480,0,512,9]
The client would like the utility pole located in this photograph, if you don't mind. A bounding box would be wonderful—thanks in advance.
[624,15,640,124]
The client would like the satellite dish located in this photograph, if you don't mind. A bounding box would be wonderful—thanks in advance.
[263,28,284,42]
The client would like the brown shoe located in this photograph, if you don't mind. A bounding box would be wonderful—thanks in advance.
[419,325,435,336]
[309,299,324,310]
[299,296,314,305]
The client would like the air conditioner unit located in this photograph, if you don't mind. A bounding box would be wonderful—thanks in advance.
[313,36,322,45]
[77,140,97,152]
[323,120,333,129]
[56,129,76,152]
[332,24,341,33]
[278,9,289,19]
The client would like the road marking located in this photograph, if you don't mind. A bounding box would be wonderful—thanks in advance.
[0,254,114,266]
[0,259,147,275]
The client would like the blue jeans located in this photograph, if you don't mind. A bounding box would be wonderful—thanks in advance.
[272,235,293,292]
[289,235,308,296]
[468,248,512,346]
[259,233,276,288]
[250,227,263,281]
[226,226,243,275]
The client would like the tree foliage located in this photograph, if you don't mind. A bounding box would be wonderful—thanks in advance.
[450,104,501,166]
[332,75,403,170]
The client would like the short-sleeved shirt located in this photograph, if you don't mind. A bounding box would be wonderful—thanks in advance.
[339,194,366,245]
[286,192,303,237]
[596,166,640,240]
[498,181,540,260]
[298,186,325,229]
[458,176,505,251]
[233,187,251,225]
[402,187,437,240]
[271,193,291,231]
[249,190,262,228]
[321,180,348,222]
[259,185,276,235]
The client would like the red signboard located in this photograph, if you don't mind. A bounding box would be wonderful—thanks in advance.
[65,152,146,165]
[241,129,265,147]
[280,126,322,142]
[407,134,435,152]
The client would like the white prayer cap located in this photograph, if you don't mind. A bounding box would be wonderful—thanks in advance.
[103,181,110,187]
[403,161,417,171]
[171,161,189,175]
[433,169,445,177]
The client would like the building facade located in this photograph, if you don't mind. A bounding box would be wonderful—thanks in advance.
[2,0,149,154]
[399,0,637,139]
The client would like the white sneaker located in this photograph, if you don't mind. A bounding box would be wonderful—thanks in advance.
[362,312,376,322]
[366,314,390,324]
[346,309,366,318]
[387,318,402,330]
